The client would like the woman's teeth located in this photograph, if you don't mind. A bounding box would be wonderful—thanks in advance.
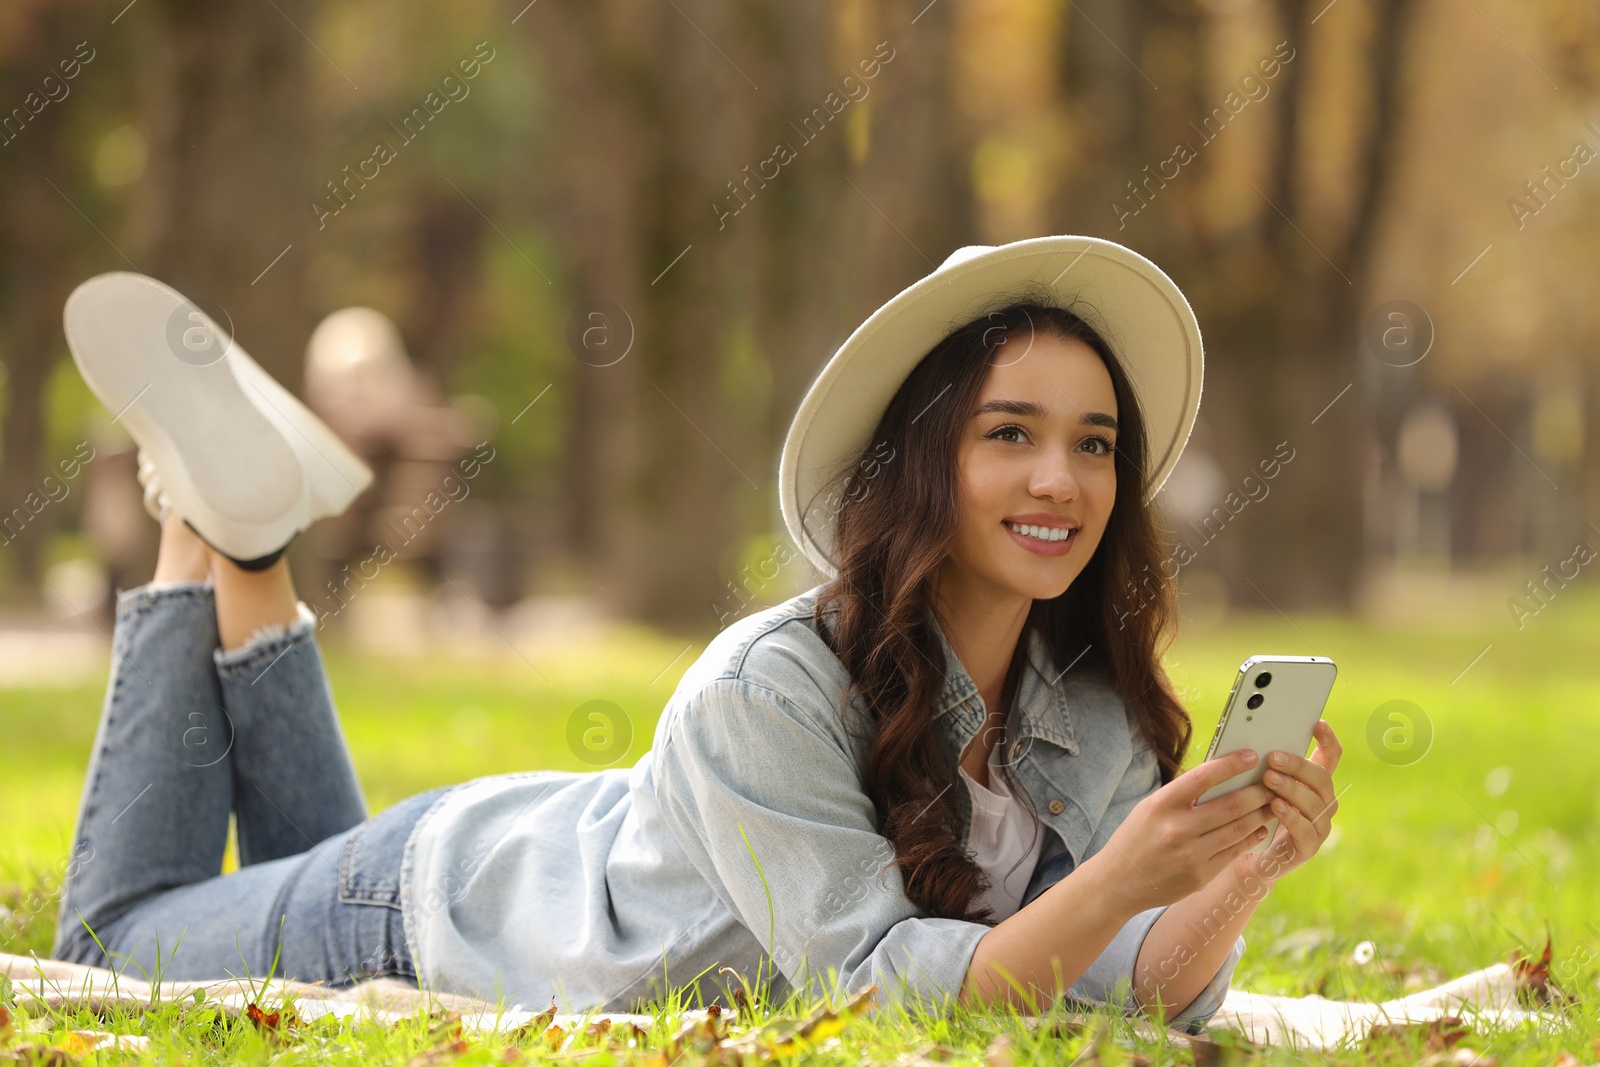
[1004,521,1074,543]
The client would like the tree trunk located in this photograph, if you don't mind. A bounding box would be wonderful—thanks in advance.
[131,0,315,392]
[1053,0,1420,610]
[0,4,82,593]
[1206,0,1418,609]
[524,0,649,591]
[525,0,756,630]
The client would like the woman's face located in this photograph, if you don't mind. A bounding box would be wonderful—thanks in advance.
[943,331,1120,604]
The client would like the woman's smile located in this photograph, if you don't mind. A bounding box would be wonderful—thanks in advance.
[1001,516,1079,555]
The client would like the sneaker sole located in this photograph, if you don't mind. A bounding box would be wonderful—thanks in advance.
[64,273,362,560]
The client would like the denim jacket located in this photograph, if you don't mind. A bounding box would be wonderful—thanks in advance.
[400,584,1244,1027]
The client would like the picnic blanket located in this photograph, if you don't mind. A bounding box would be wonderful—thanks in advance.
[0,951,1556,1053]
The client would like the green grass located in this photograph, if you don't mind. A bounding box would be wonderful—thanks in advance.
[3,591,1599,1064]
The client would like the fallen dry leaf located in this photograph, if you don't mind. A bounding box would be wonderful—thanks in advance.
[660,1009,731,1064]
[768,984,878,1055]
[426,1013,464,1044]
[507,1000,559,1045]
[715,984,878,1062]
[1511,929,1571,1006]
[0,1006,11,1045]
[244,1001,299,1040]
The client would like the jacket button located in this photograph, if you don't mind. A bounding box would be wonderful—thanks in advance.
[1048,799,1066,815]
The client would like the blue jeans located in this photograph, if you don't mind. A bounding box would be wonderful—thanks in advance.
[51,581,450,986]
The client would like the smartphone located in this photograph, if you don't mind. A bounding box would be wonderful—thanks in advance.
[1197,655,1337,851]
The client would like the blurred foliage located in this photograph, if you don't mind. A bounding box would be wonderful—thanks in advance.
[0,0,1597,627]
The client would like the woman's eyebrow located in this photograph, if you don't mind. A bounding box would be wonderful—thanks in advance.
[974,398,1047,419]
[973,398,1119,431]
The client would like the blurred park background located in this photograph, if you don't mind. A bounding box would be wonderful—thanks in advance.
[1,0,1599,641]
[2,0,1600,1000]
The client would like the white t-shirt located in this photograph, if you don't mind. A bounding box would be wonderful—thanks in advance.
[957,704,1046,922]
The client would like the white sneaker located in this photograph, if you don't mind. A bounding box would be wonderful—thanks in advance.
[64,272,374,562]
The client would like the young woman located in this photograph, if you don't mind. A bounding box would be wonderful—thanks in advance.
[52,238,1340,1032]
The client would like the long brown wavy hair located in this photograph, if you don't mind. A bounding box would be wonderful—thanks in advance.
[812,293,1194,924]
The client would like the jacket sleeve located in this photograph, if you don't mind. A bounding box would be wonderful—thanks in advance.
[1065,905,1244,1031]
[1168,933,1246,1031]
[652,677,990,1011]
[1061,705,1247,1031]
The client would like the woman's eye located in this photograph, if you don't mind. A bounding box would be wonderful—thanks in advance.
[1082,435,1116,456]
[985,424,1027,444]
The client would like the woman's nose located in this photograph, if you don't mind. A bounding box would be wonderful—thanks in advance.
[1030,449,1079,501]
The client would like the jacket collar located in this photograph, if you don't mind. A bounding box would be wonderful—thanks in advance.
[926,608,1081,756]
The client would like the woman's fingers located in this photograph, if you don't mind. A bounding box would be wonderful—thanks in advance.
[1190,781,1275,834]
[1262,767,1326,823]
[1170,748,1261,806]
[1265,749,1336,810]
[1310,720,1342,771]
[1214,818,1273,864]
[1196,798,1273,856]
[1268,796,1321,864]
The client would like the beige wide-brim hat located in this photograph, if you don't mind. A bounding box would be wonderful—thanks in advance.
[778,234,1203,580]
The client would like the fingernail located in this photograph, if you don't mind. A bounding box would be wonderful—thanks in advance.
[1243,751,1258,764]
[1271,752,1289,767]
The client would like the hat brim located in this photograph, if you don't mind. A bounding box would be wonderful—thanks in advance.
[778,235,1203,580]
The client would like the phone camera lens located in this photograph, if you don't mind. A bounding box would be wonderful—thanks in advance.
[1247,693,1264,710]
[1254,672,1272,688]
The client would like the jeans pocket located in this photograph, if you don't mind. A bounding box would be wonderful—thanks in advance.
[338,822,403,909]
[337,789,447,909]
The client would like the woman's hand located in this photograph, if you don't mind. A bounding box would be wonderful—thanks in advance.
[1234,719,1342,885]
[1093,749,1277,914]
